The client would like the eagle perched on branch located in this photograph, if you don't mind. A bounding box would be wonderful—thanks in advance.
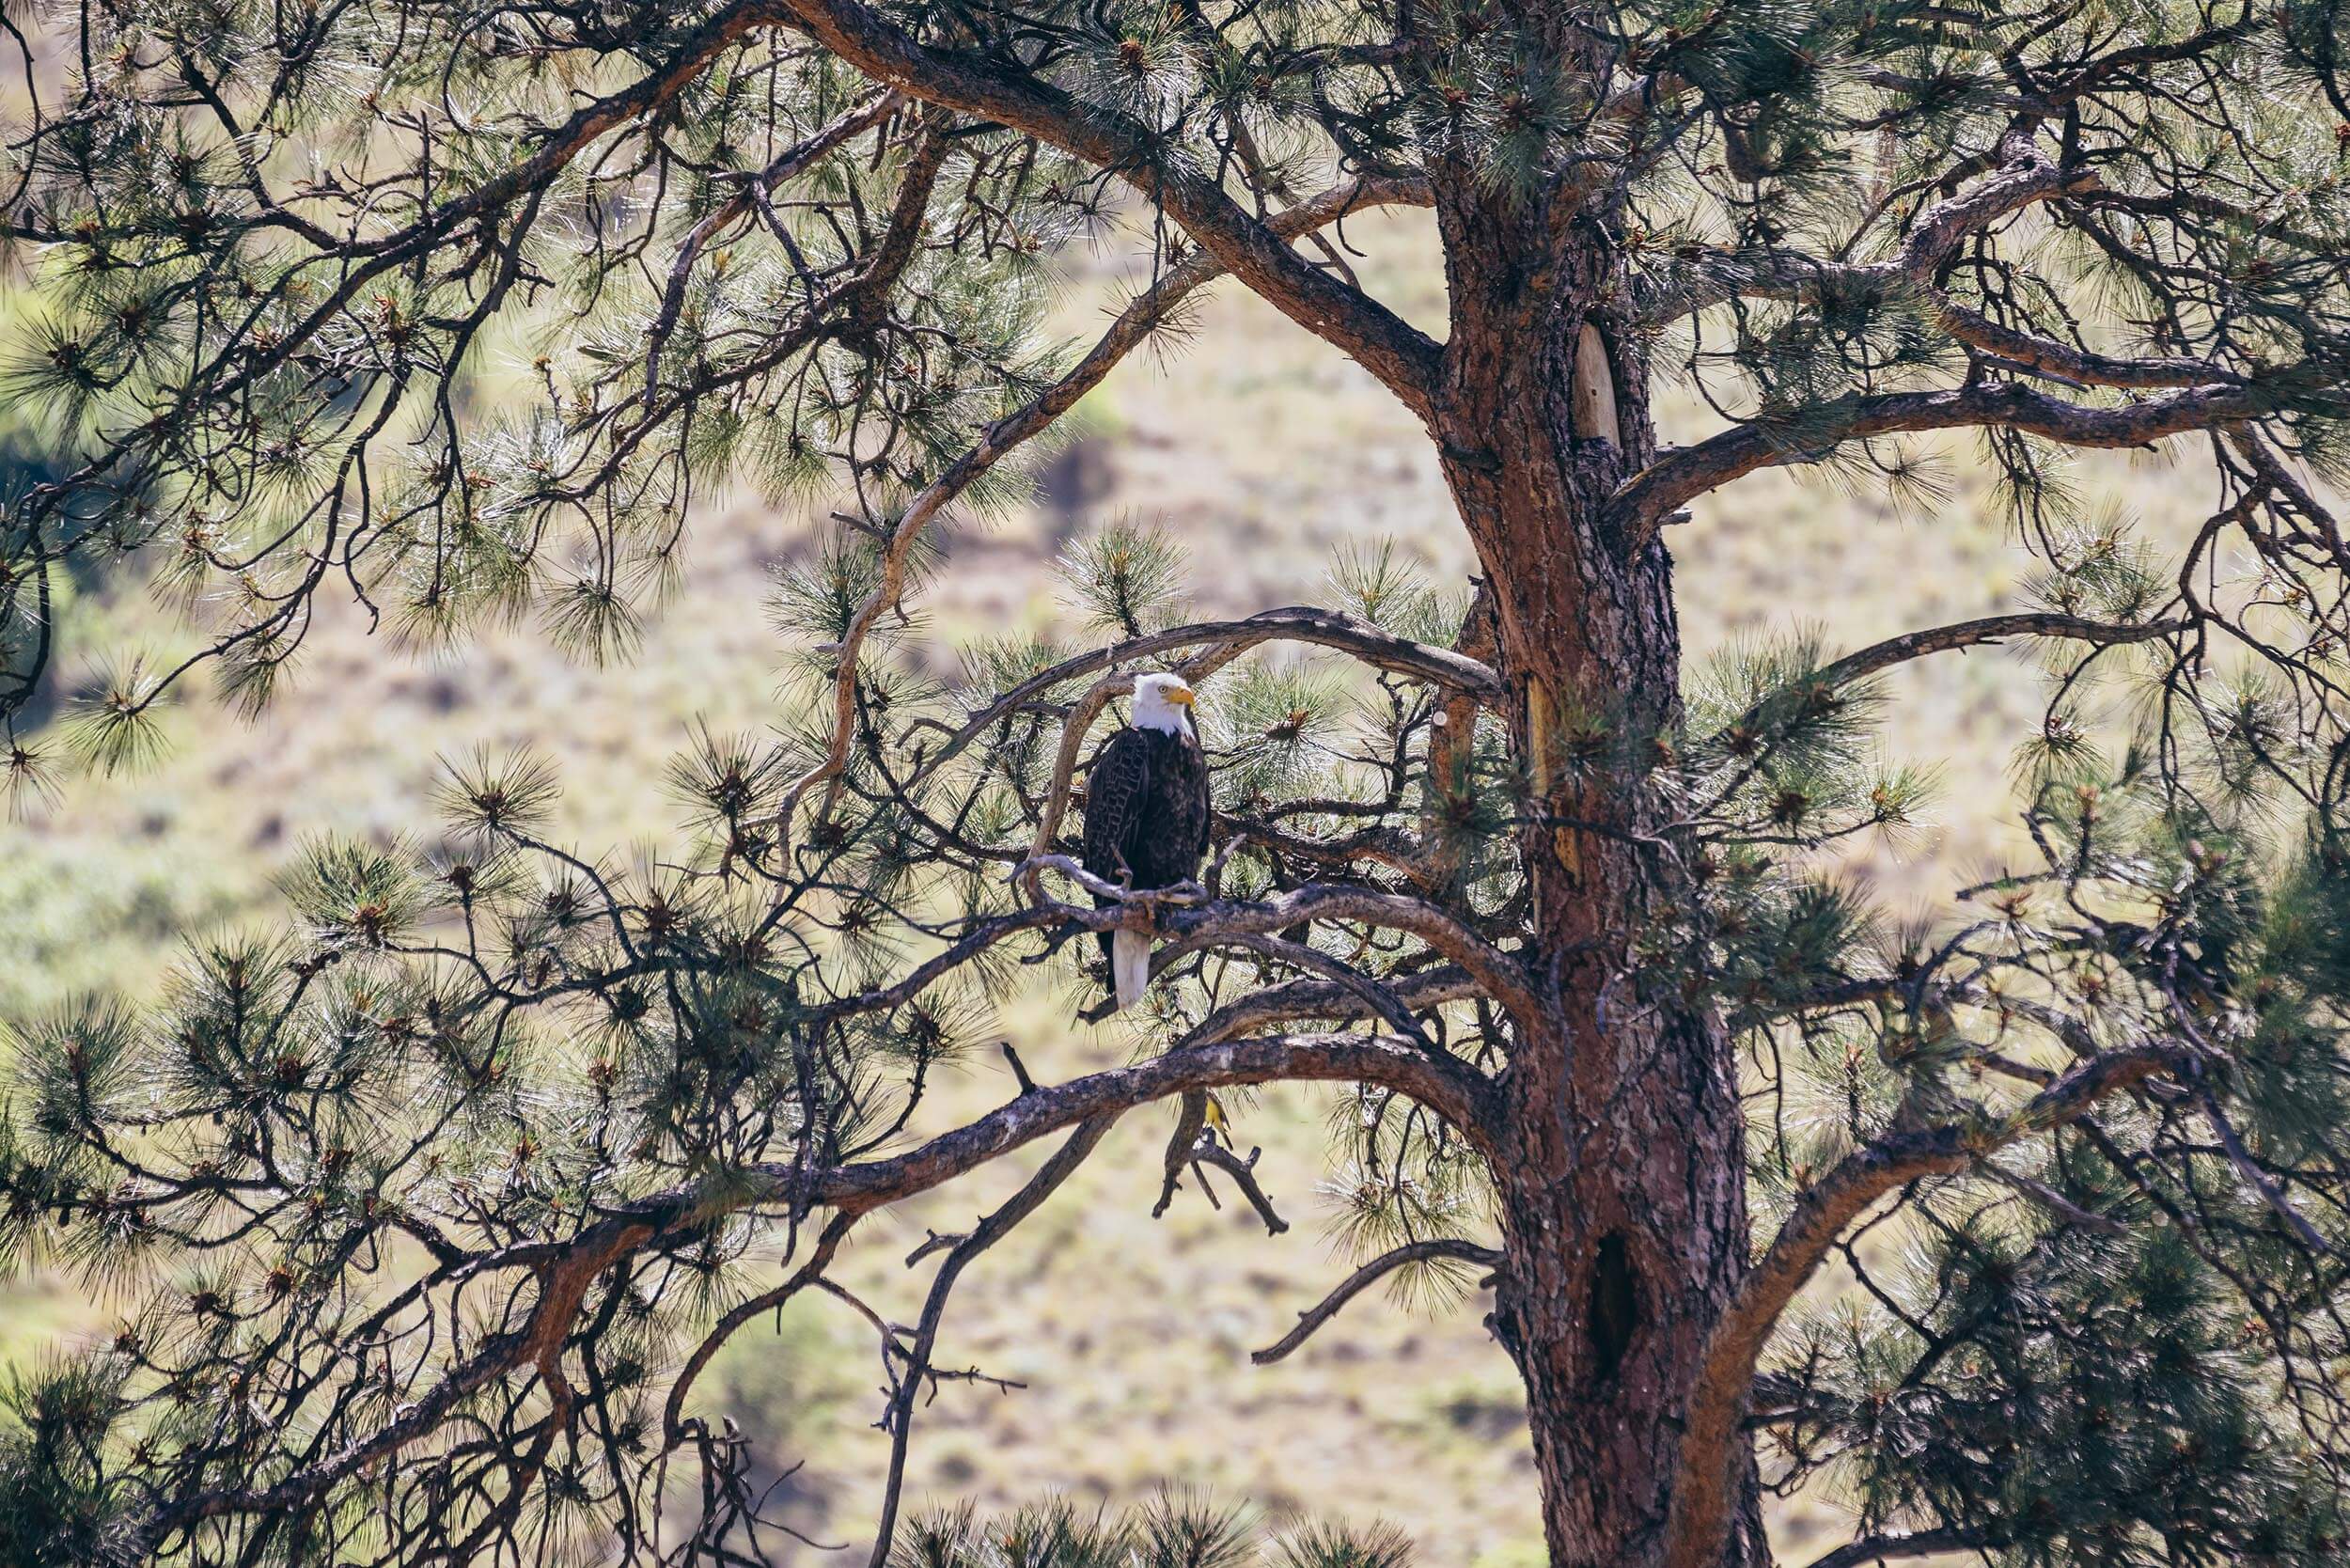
[1082,671,1211,1011]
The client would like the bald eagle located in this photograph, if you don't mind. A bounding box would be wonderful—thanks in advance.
[1082,672,1211,1011]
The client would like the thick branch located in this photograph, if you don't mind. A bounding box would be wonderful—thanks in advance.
[1613,383,2262,541]
[144,1030,1490,1543]
[1805,1528,1990,1568]
[1899,137,2092,267]
[1647,134,2088,323]
[786,1030,1499,1215]
[1660,1043,2182,1568]
[1814,611,2189,691]
[776,0,1444,415]
[1932,300,2223,391]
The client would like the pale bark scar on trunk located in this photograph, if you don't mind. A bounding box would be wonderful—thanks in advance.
[1525,674,1582,880]
[1571,321,1622,448]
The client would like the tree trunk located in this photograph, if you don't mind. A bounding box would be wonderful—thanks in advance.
[1431,186,1769,1567]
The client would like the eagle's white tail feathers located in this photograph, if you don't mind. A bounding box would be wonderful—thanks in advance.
[1111,930,1152,1012]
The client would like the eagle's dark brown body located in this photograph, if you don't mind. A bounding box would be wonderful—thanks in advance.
[1080,723,1211,985]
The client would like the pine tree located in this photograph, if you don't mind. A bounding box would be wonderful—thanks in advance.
[3,2,2350,1565]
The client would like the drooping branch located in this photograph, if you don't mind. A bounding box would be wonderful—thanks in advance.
[114,1028,1492,1548]
[1250,1237,1501,1366]
[663,1213,861,1449]
[147,1214,659,1545]
[641,90,906,398]
[1154,1110,1292,1235]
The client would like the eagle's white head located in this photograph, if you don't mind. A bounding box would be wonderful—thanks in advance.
[1130,671,1197,737]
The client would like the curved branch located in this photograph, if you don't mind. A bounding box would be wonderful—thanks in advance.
[1207,933,1441,1052]
[1182,966,1480,1049]
[1813,611,2190,691]
[1646,135,2090,324]
[1251,1237,1501,1365]
[790,1030,1501,1215]
[1153,884,1541,1026]
[1002,605,1496,909]
[1660,1043,2184,1568]
[793,884,1508,1043]
[141,1028,1493,1544]
[1898,138,2094,268]
[1613,382,2264,541]
[1646,249,2225,394]
[1805,1528,1990,1568]
[1930,299,2224,391]
[928,601,1499,777]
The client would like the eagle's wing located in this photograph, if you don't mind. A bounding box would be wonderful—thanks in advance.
[1081,727,1152,883]
[1180,731,1212,867]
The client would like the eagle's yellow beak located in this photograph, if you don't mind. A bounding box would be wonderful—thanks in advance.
[1166,685,1196,708]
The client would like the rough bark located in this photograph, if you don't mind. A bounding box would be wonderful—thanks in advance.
[1433,164,1768,1568]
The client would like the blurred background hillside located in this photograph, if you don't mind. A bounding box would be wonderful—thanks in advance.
[0,203,2231,1565]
